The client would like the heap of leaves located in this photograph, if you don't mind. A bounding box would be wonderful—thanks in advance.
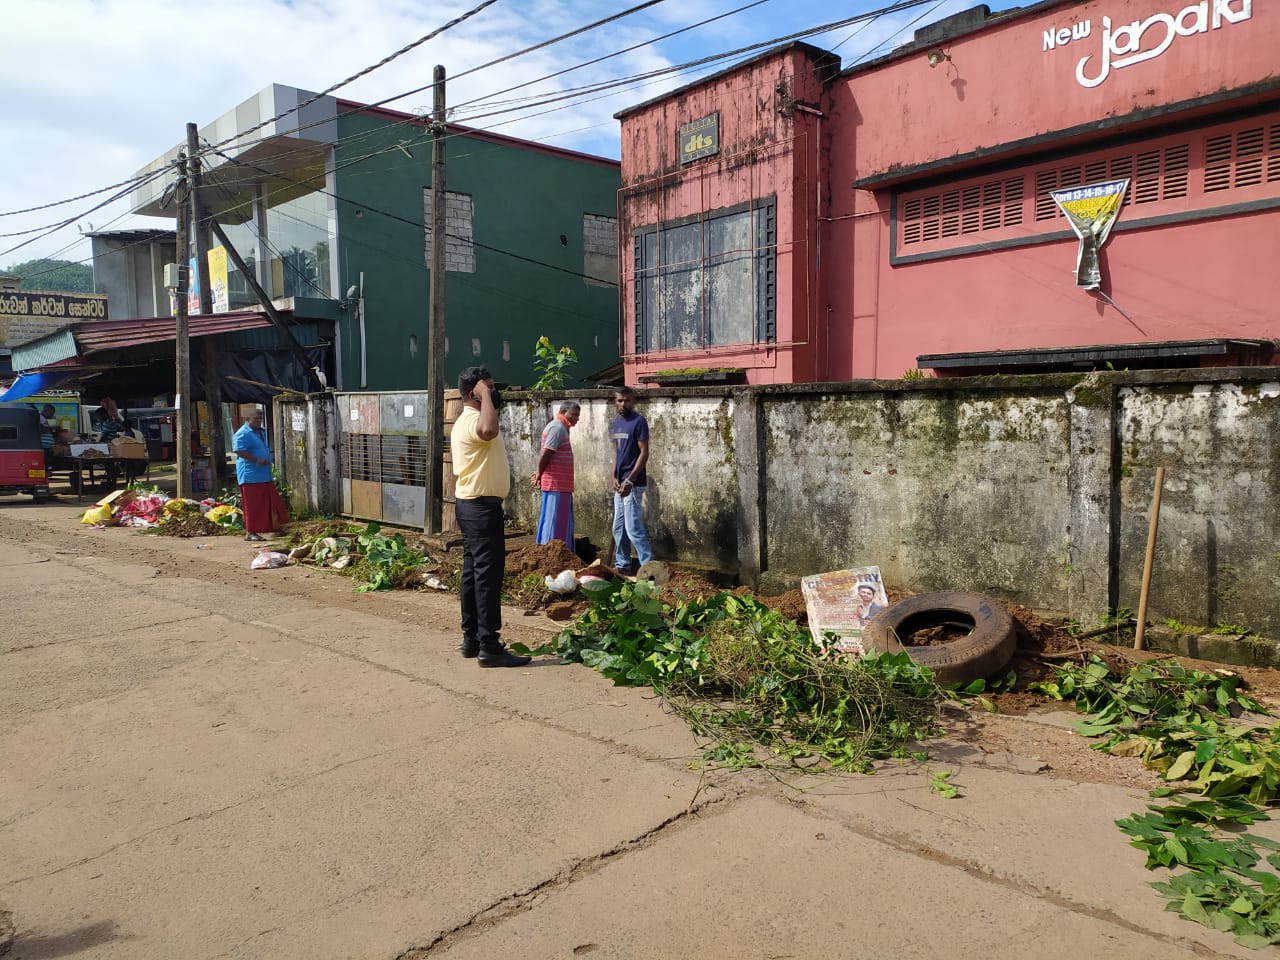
[349,523,426,592]
[517,579,941,772]
[1034,656,1280,948]
[303,522,425,592]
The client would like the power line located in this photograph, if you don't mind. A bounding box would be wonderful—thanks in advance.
[176,0,675,172]
[204,0,504,156]
[447,0,772,114]
[449,0,938,126]
[0,0,505,226]
[6,0,913,244]
[5,0,948,265]
[0,166,173,260]
[204,142,616,287]
[354,0,673,116]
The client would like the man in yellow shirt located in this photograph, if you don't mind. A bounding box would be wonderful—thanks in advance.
[452,366,530,668]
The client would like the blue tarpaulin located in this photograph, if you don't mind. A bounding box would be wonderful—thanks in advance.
[0,371,72,403]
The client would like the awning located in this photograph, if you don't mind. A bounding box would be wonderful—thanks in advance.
[0,370,75,403]
[12,311,276,372]
[919,338,1278,372]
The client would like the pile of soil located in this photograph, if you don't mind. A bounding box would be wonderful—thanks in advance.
[506,540,583,577]
[904,622,974,647]
[156,514,223,538]
[657,564,723,602]
[733,586,809,623]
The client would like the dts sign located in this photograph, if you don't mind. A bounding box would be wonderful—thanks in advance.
[679,113,720,164]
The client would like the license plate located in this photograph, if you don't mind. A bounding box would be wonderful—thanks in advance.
[28,469,45,478]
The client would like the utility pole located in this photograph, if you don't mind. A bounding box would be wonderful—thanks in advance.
[174,151,192,499]
[186,122,228,492]
[424,64,447,535]
[209,219,325,393]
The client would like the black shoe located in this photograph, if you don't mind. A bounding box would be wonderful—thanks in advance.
[477,645,532,668]
[460,638,479,658]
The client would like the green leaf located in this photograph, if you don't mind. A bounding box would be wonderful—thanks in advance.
[1234,934,1273,949]
[1210,910,1236,932]
[1074,719,1119,737]
[1166,750,1197,781]
[1228,896,1255,915]
[1182,891,1211,925]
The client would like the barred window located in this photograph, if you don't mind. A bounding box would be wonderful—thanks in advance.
[634,197,776,354]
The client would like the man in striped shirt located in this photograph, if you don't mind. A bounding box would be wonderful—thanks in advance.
[531,401,580,546]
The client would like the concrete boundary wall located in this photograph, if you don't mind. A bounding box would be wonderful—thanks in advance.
[283,370,1279,638]
[501,369,1280,638]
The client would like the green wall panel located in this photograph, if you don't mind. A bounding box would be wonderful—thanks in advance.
[333,111,620,391]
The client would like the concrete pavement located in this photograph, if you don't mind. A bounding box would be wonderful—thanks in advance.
[0,500,1257,959]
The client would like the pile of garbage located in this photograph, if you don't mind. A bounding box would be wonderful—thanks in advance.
[80,489,244,535]
[280,522,438,591]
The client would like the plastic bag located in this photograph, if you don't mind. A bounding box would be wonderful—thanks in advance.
[544,569,578,594]
[80,504,113,525]
[250,550,291,570]
[206,504,243,526]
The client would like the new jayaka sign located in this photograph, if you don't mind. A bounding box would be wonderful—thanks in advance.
[1042,0,1253,88]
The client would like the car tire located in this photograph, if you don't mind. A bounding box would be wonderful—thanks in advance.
[861,591,1017,686]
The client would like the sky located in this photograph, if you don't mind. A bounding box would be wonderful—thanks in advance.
[0,0,998,273]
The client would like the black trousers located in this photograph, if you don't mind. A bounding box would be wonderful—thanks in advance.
[455,496,505,648]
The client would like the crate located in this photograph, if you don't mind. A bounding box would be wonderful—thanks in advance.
[109,437,148,460]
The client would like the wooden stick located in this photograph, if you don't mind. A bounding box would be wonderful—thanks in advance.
[1134,466,1166,651]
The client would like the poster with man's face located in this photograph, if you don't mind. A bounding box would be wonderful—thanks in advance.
[801,566,890,654]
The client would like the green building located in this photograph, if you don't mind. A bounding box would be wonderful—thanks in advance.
[129,84,621,391]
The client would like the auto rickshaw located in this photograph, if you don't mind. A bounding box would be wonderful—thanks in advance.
[0,406,51,501]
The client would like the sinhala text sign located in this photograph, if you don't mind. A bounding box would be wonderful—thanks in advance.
[0,291,107,321]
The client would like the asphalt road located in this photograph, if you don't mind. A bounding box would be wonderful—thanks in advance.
[0,499,1255,959]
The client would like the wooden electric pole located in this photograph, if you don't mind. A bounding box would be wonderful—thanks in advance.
[174,151,192,499]
[424,64,447,535]
[186,122,228,492]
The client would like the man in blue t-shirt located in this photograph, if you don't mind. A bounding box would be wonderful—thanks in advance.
[609,386,653,575]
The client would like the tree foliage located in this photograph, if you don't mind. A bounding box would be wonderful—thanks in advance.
[2,259,94,292]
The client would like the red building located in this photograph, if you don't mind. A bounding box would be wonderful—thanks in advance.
[616,0,1279,383]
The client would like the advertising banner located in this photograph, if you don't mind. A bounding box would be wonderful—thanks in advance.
[801,565,890,654]
[207,246,230,313]
[188,257,200,314]
[1050,178,1128,289]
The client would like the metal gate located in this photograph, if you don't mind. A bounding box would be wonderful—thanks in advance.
[336,390,460,531]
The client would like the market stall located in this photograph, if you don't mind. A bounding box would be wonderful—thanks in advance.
[47,436,150,497]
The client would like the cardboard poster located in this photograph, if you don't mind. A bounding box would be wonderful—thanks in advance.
[801,565,890,655]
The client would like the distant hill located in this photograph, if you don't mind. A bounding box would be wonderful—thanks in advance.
[2,258,94,293]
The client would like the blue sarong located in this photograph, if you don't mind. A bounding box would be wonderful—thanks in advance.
[536,490,574,546]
